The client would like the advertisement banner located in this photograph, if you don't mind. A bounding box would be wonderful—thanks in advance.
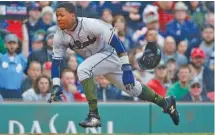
[0,103,213,134]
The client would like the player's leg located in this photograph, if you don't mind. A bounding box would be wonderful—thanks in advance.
[104,73,165,107]
[104,72,180,125]
[77,49,120,128]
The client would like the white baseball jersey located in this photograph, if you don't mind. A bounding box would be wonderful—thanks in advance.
[52,17,142,97]
[53,17,115,59]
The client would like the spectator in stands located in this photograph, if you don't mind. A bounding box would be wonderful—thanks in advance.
[38,6,55,31]
[38,1,51,10]
[166,2,201,44]
[189,48,214,94]
[98,1,124,16]
[22,3,41,52]
[42,61,52,78]
[180,78,210,102]
[67,55,78,73]
[61,68,86,102]
[166,58,178,83]
[162,36,188,67]
[22,75,51,101]
[199,25,214,69]
[31,34,44,51]
[167,65,190,100]
[100,8,113,24]
[188,1,205,29]
[112,15,133,50]
[21,61,42,93]
[205,12,214,27]
[147,62,169,97]
[67,55,84,93]
[0,34,28,99]
[153,1,174,32]
[122,1,145,31]
[177,40,188,55]
[132,5,164,49]
[28,32,54,67]
[76,1,99,18]
[96,76,121,101]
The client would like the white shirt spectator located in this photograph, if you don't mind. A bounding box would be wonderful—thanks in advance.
[22,88,50,101]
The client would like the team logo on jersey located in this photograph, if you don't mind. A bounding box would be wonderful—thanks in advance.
[69,36,96,49]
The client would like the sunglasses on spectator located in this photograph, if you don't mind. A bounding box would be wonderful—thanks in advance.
[191,84,201,88]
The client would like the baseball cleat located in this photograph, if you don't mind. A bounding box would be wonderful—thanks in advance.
[163,96,180,125]
[79,112,102,128]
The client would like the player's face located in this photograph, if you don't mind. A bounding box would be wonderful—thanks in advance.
[56,8,76,30]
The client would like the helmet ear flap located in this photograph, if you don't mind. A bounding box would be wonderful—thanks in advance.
[137,42,161,70]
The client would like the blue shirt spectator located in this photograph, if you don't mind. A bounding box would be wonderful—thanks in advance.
[166,2,201,44]
[0,34,27,99]
[96,76,121,101]
[0,53,26,90]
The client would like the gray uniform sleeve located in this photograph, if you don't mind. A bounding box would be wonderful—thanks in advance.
[52,30,68,60]
[87,19,115,44]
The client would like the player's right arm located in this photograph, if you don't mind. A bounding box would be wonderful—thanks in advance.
[52,31,67,85]
[48,31,67,103]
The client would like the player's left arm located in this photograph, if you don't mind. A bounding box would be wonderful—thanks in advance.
[89,19,135,90]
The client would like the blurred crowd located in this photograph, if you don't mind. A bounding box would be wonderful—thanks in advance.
[0,1,214,103]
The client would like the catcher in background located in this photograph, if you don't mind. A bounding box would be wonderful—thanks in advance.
[48,2,179,128]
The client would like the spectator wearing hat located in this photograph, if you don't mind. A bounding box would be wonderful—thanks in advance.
[0,34,28,99]
[162,36,188,67]
[31,34,44,51]
[27,32,66,73]
[27,32,54,67]
[153,1,174,32]
[189,48,214,94]
[22,3,41,52]
[38,6,56,31]
[20,61,42,93]
[167,65,190,101]
[132,5,165,49]
[180,78,211,102]
[147,62,169,97]
[166,2,201,44]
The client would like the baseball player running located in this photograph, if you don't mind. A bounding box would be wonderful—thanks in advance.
[48,2,179,128]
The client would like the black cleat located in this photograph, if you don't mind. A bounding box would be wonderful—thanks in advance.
[79,112,102,128]
[163,96,180,125]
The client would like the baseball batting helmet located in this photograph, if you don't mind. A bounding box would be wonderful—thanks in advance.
[137,42,161,70]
